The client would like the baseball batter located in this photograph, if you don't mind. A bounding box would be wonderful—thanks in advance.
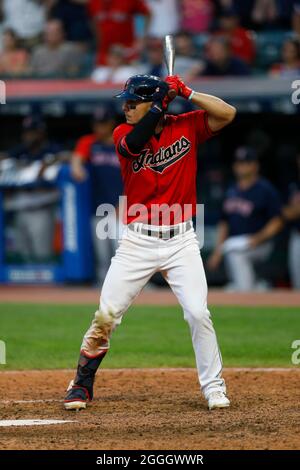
[64,74,236,411]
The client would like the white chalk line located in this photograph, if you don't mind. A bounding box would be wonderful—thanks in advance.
[0,399,60,404]
[0,419,74,427]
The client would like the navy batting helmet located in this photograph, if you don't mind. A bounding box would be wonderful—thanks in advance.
[115,74,166,102]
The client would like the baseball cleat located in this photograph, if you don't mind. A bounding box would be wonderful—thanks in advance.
[207,391,230,410]
[64,383,90,411]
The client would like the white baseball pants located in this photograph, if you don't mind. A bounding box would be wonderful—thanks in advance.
[224,238,273,291]
[81,222,226,399]
[289,230,300,289]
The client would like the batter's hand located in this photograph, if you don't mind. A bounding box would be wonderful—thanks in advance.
[165,75,193,100]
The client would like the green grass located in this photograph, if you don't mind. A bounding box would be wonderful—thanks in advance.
[0,303,299,369]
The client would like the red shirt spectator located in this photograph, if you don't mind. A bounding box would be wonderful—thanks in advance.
[216,9,255,64]
[87,0,150,65]
[0,29,29,76]
[229,26,255,64]
[181,0,214,34]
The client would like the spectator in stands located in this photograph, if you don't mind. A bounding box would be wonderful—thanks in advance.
[71,105,123,284]
[174,31,200,77]
[215,8,256,64]
[188,37,251,77]
[87,0,151,66]
[181,0,214,33]
[283,153,300,289]
[207,146,283,291]
[292,2,300,40]
[251,0,279,30]
[0,28,29,76]
[269,38,300,77]
[142,37,167,77]
[31,19,84,77]
[6,115,62,263]
[146,0,179,38]
[214,1,255,29]
[49,0,92,50]
[276,0,300,29]
[91,44,141,84]
[175,30,198,58]
[0,0,52,48]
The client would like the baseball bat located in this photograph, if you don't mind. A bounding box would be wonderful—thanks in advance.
[163,35,177,99]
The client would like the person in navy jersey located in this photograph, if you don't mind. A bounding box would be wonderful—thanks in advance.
[71,105,123,283]
[208,146,283,291]
[49,0,92,46]
[283,153,300,289]
[7,115,62,262]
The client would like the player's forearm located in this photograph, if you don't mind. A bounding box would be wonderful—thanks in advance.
[71,154,84,168]
[252,216,283,245]
[125,109,163,154]
[214,221,229,254]
[283,204,300,221]
[190,92,236,132]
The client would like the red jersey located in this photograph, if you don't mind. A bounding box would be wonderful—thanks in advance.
[88,0,150,65]
[113,110,215,225]
[215,27,255,64]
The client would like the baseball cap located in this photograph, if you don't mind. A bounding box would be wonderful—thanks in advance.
[93,105,116,123]
[22,115,46,131]
[234,146,258,162]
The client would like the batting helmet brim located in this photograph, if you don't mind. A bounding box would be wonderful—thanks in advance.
[114,90,146,101]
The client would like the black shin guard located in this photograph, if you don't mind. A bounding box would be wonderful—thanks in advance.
[74,350,107,400]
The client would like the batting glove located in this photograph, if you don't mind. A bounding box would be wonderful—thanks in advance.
[165,75,194,100]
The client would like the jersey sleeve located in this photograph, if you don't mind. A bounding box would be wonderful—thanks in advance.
[113,124,140,159]
[74,135,94,161]
[264,184,282,219]
[193,110,217,145]
[176,110,217,145]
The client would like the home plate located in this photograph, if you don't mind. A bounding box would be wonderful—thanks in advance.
[0,419,74,427]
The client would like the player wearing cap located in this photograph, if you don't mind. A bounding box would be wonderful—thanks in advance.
[71,105,123,283]
[208,146,284,291]
[283,153,300,289]
[64,74,236,411]
[7,115,62,262]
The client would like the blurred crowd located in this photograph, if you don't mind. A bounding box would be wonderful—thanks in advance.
[0,0,300,79]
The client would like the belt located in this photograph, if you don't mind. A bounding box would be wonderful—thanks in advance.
[128,220,192,239]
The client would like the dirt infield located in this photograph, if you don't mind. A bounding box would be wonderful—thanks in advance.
[0,285,300,306]
[0,369,299,450]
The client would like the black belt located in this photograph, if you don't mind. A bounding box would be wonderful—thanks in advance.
[128,221,192,239]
